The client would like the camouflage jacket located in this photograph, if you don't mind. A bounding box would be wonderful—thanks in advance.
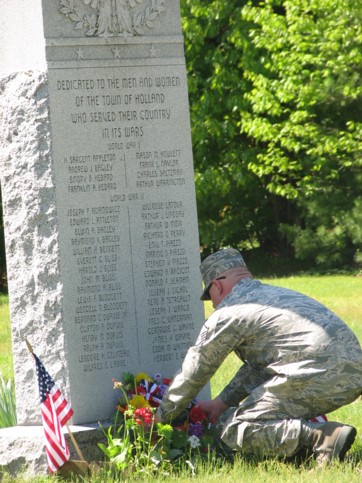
[157,278,362,422]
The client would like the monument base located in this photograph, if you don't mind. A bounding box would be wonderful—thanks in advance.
[0,422,110,478]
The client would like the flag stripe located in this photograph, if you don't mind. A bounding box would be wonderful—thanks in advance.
[42,400,64,448]
[41,407,69,469]
[42,394,69,464]
[34,354,73,473]
[46,449,62,473]
[41,416,69,468]
[310,414,328,423]
[50,385,73,425]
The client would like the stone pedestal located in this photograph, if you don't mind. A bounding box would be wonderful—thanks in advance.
[0,423,109,478]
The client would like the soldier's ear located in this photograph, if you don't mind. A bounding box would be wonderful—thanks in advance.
[212,279,224,296]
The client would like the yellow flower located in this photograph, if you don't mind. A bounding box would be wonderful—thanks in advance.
[134,372,151,383]
[129,395,150,409]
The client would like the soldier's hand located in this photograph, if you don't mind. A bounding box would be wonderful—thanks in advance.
[196,396,228,423]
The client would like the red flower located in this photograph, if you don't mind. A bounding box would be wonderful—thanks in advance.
[189,406,207,423]
[163,378,172,385]
[133,407,153,426]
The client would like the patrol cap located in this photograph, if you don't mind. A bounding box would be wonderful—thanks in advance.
[200,248,246,301]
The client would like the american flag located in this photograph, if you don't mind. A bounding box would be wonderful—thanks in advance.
[310,414,328,423]
[34,354,74,473]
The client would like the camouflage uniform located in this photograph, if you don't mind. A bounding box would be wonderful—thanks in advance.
[157,277,362,457]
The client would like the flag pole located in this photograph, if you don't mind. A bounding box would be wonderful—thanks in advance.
[25,338,34,355]
[25,338,87,463]
[65,423,86,461]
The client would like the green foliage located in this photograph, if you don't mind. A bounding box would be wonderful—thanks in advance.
[0,185,6,290]
[98,381,219,479]
[181,1,362,268]
[0,374,17,428]
[280,186,362,268]
[0,295,16,428]
[0,293,13,382]
[0,296,16,428]
[182,1,287,254]
[241,0,362,268]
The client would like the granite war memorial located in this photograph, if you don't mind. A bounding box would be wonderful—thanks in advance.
[0,0,205,474]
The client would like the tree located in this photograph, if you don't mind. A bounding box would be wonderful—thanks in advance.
[182,1,294,257]
[181,0,362,268]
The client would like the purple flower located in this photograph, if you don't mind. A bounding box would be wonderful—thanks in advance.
[153,373,162,383]
[158,384,168,397]
[188,422,204,437]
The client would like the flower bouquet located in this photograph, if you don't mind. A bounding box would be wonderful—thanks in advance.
[98,371,218,476]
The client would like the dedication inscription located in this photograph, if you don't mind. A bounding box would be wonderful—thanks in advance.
[44,0,205,423]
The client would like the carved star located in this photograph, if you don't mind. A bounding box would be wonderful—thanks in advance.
[76,47,85,60]
[112,47,121,59]
[149,45,159,58]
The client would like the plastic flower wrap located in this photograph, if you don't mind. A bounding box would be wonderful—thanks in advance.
[134,372,152,383]
[129,394,150,409]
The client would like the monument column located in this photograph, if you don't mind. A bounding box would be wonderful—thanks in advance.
[0,0,205,427]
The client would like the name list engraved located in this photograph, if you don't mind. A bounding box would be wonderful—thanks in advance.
[67,201,131,373]
[135,149,186,189]
[140,200,195,363]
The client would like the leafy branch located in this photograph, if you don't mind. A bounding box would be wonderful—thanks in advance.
[59,0,97,36]
[133,0,166,35]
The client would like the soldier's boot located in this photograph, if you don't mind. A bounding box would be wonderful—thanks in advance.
[300,421,357,464]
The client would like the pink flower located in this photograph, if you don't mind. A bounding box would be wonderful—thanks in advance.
[133,407,153,426]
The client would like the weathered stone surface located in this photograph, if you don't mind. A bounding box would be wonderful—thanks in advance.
[0,71,68,425]
[0,0,207,431]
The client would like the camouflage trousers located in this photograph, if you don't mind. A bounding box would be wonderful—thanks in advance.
[219,371,362,457]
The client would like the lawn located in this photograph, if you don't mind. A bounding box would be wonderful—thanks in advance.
[0,293,12,381]
[1,275,361,481]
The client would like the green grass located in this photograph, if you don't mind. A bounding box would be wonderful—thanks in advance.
[0,374,16,427]
[2,453,362,483]
[1,276,362,481]
[0,293,12,381]
[265,275,362,340]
